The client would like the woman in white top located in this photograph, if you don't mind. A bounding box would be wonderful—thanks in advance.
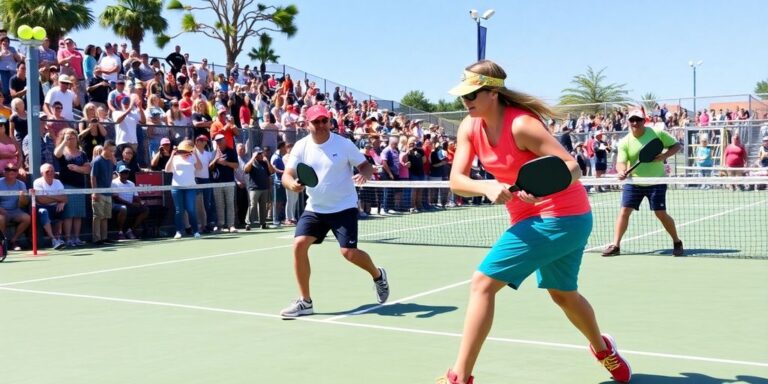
[165,139,202,239]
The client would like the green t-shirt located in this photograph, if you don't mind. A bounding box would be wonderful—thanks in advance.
[617,127,678,178]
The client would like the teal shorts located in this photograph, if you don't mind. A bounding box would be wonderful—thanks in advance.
[478,213,593,291]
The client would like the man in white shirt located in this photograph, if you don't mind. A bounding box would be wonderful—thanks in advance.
[44,74,78,121]
[278,105,389,318]
[111,165,149,240]
[113,94,146,153]
[98,43,123,83]
[193,135,216,231]
[32,164,67,249]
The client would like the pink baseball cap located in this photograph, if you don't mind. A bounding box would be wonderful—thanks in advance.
[306,105,330,123]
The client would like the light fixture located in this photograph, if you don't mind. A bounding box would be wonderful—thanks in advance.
[469,9,478,20]
[482,9,495,20]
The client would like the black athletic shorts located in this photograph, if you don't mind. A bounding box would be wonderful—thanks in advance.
[295,208,359,248]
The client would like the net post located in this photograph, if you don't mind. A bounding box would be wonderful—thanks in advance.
[30,188,38,256]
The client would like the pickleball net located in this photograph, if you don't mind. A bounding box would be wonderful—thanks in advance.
[356,176,768,259]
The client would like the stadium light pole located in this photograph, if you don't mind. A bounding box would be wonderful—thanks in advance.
[470,9,495,61]
[689,60,703,117]
[17,25,47,181]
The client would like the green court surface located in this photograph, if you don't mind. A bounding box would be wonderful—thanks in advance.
[1,222,767,383]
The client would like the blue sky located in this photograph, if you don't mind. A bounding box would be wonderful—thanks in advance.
[68,0,766,106]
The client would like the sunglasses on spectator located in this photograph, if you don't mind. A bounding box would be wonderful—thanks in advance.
[628,117,644,123]
[312,118,329,125]
[4,168,17,173]
[461,89,486,101]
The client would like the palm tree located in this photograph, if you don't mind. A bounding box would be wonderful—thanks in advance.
[99,0,168,53]
[247,33,280,78]
[640,92,658,113]
[755,79,768,99]
[559,66,629,114]
[0,0,94,49]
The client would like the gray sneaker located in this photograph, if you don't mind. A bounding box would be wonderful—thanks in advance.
[52,239,66,250]
[374,268,390,304]
[280,298,314,317]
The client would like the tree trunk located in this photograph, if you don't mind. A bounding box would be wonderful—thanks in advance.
[226,50,235,78]
[131,38,141,55]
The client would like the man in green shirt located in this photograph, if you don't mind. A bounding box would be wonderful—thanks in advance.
[603,108,684,257]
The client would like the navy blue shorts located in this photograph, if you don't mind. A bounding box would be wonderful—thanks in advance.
[621,184,667,211]
[295,208,359,248]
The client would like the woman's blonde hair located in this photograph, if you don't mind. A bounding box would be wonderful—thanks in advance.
[465,60,555,119]
[57,128,79,147]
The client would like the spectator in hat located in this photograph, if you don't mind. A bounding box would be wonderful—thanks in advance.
[193,135,217,232]
[44,74,78,121]
[243,146,273,231]
[111,164,149,240]
[145,94,167,156]
[166,139,202,239]
[210,107,240,150]
[592,130,611,191]
[0,163,31,251]
[210,133,239,232]
[34,163,68,250]
[113,93,145,156]
[270,141,288,226]
[151,137,173,171]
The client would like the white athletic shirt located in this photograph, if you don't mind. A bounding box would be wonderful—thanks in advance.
[287,133,366,214]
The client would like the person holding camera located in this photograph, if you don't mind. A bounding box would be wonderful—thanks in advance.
[78,103,107,161]
[150,137,173,171]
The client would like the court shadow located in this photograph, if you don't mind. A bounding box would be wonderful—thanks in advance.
[0,258,48,263]
[599,372,767,383]
[320,302,457,318]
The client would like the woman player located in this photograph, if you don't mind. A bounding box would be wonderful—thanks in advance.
[438,60,631,384]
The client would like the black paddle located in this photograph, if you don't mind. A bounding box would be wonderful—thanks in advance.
[626,138,664,174]
[296,163,319,188]
[507,156,572,197]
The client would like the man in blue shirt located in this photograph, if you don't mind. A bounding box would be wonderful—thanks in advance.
[91,140,116,245]
[270,141,287,227]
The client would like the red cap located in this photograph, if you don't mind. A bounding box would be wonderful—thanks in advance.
[306,105,330,122]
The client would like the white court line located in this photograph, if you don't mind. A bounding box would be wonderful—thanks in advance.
[323,199,768,322]
[0,244,293,287]
[1,286,765,368]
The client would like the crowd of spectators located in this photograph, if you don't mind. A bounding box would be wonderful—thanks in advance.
[0,32,467,254]
[0,30,764,254]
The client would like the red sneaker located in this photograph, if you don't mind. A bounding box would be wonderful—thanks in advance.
[590,334,632,383]
[436,369,474,384]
